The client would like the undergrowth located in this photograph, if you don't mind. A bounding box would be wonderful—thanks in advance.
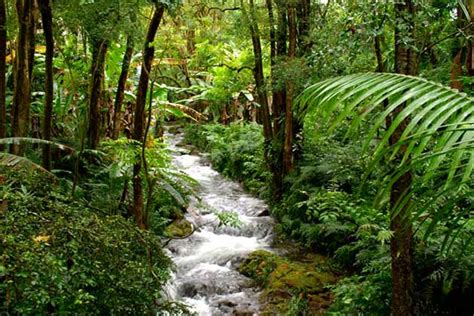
[0,138,193,315]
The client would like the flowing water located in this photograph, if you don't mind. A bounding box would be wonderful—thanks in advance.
[164,129,275,315]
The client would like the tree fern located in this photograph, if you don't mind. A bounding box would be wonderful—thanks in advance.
[297,73,473,247]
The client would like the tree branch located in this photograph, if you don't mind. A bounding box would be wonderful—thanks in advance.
[419,22,474,57]
[208,6,241,12]
[211,63,254,73]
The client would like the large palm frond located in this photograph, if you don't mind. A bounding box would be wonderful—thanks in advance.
[0,137,74,151]
[297,73,473,246]
[0,138,74,175]
[159,101,208,122]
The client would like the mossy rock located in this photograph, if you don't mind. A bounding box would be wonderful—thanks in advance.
[239,250,337,315]
[167,125,182,134]
[164,219,193,238]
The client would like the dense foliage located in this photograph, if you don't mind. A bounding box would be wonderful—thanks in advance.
[184,120,474,315]
[1,0,472,314]
[0,168,174,314]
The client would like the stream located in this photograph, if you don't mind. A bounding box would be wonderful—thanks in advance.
[164,129,275,315]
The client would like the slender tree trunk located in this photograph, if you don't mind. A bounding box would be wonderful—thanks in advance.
[243,0,276,200]
[244,0,272,142]
[0,0,6,149]
[272,0,287,138]
[450,7,465,90]
[291,0,311,166]
[87,39,108,149]
[38,0,54,170]
[374,34,385,73]
[132,4,164,229]
[266,0,284,199]
[181,63,192,87]
[27,0,37,82]
[466,1,474,76]
[283,3,297,175]
[12,0,33,155]
[186,29,196,55]
[266,0,276,64]
[297,0,311,53]
[450,50,463,90]
[112,36,134,140]
[391,1,417,315]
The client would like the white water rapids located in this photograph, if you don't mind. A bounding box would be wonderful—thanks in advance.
[164,129,275,315]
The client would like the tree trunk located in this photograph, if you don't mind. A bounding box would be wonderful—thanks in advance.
[291,0,311,167]
[132,4,164,229]
[186,29,196,55]
[27,0,37,82]
[12,0,34,155]
[266,0,277,64]
[38,0,54,170]
[266,0,285,199]
[297,0,311,53]
[450,6,466,91]
[391,1,417,315]
[87,39,108,149]
[243,0,276,199]
[374,34,385,73]
[112,36,134,140]
[245,0,273,142]
[450,50,464,90]
[0,0,6,150]
[283,3,296,175]
[272,0,287,138]
[466,1,474,76]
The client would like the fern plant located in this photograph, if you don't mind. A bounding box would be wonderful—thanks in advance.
[297,73,473,249]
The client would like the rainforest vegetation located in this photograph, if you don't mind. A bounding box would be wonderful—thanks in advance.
[0,0,473,315]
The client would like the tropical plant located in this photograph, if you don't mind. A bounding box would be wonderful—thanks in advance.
[0,167,188,315]
[298,72,473,314]
[298,72,473,245]
[0,137,74,175]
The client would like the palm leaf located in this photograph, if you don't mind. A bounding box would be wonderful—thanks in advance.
[0,153,54,176]
[0,137,74,152]
[297,72,473,241]
[0,138,74,176]
[159,101,208,122]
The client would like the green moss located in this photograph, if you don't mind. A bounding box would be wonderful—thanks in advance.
[239,250,337,315]
[164,219,193,238]
[239,250,279,284]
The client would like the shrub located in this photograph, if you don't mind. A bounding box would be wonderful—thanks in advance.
[0,168,179,315]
